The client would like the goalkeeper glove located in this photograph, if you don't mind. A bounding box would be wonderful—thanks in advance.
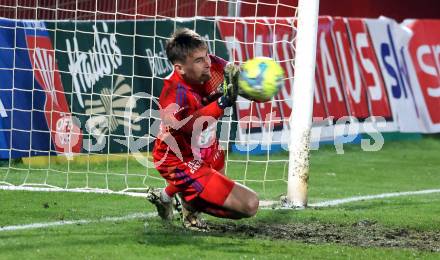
[217,63,240,109]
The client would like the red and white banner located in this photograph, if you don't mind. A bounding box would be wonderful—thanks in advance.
[315,17,349,120]
[218,18,296,143]
[404,19,440,132]
[218,16,440,145]
[365,17,422,133]
[312,72,329,120]
[332,17,370,120]
[24,23,82,154]
[345,18,393,119]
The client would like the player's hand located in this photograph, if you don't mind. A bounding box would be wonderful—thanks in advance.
[217,63,240,108]
[202,89,223,105]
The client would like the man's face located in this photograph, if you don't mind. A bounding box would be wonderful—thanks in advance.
[178,48,211,85]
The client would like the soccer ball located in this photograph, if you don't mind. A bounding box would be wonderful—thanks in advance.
[238,57,284,102]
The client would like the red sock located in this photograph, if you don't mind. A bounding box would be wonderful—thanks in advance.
[202,206,241,219]
[190,197,242,219]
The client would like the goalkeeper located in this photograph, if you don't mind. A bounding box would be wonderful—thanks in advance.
[147,28,259,230]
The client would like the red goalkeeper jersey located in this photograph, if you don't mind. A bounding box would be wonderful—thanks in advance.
[152,55,227,167]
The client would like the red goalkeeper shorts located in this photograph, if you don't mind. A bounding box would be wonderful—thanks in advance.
[156,158,234,206]
[204,149,225,172]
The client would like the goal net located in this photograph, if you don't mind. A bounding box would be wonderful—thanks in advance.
[0,0,319,204]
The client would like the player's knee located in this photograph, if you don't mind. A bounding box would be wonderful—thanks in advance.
[243,194,259,217]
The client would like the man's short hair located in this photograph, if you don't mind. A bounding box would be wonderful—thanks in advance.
[166,28,208,64]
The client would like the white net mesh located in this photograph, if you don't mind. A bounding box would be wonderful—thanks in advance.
[0,0,299,200]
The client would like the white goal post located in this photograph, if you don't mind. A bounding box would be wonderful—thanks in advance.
[0,0,320,208]
[286,0,320,208]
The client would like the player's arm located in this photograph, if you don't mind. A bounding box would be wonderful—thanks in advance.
[178,81,236,134]
[202,60,241,106]
[161,73,239,135]
[177,101,223,134]
[159,86,222,135]
[160,56,240,134]
[161,99,222,135]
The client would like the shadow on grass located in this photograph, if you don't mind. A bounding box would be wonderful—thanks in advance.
[139,219,262,255]
[140,208,440,253]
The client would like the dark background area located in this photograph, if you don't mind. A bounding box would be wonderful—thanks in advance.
[240,0,440,21]
[1,0,439,21]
